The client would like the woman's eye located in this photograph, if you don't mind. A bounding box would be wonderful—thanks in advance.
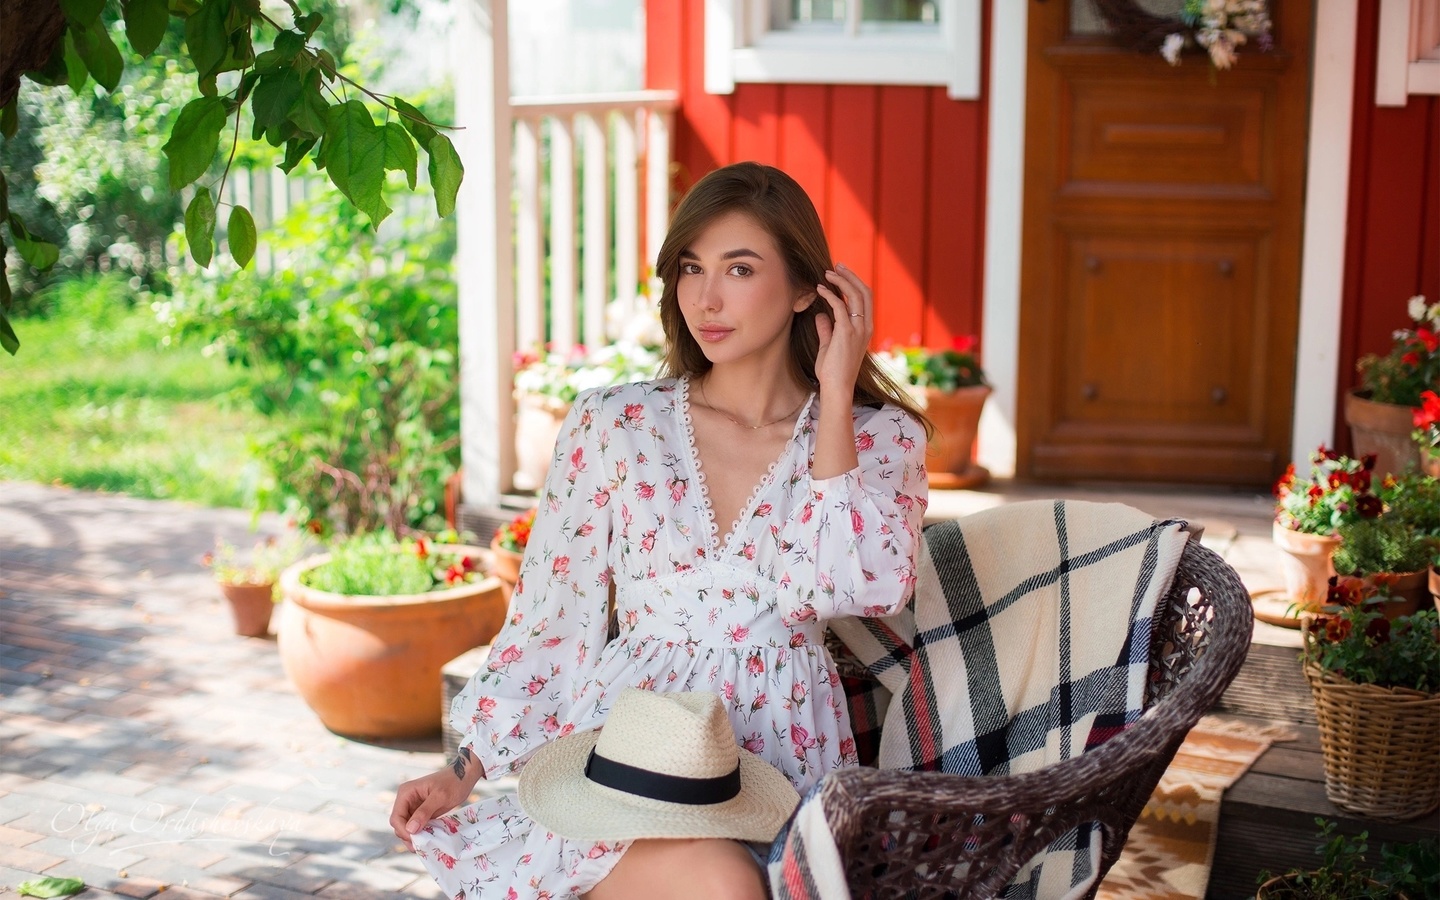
[729,264,752,277]
[680,263,701,275]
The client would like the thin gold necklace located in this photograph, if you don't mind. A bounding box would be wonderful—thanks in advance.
[698,378,805,430]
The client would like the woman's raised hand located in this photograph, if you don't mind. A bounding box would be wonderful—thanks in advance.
[389,749,485,851]
[812,263,874,396]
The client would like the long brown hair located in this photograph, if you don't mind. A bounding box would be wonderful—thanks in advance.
[656,162,932,437]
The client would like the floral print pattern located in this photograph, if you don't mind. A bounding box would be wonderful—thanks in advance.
[412,377,927,898]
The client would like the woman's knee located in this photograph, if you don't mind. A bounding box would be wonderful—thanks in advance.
[586,838,766,900]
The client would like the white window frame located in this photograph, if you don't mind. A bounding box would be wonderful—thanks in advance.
[1377,0,1440,104]
[705,0,981,99]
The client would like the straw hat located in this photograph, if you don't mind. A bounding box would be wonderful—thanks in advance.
[517,688,800,843]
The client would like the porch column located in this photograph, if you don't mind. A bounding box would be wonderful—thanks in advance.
[454,0,515,510]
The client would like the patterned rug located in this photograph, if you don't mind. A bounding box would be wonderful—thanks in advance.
[1096,716,1298,900]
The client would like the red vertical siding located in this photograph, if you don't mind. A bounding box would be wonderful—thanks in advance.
[1338,2,1440,446]
[646,0,990,351]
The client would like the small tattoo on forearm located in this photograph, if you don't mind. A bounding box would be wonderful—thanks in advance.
[451,747,472,780]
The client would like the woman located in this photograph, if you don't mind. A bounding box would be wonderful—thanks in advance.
[389,161,930,899]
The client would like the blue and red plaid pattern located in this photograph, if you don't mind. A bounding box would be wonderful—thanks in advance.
[771,500,1190,899]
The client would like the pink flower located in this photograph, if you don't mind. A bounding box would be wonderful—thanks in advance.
[637,481,656,500]
[789,632,807,648]
[593,490,611,508]
[817,572,834,594]
[754,503,772,517]
[799,502,814,524]
[558,723,575,737]
[525,676,547,695]
[726,624,750,643]
[750,692,768,712]
[851,508,865,535]
[894,434,916,452]
[570,447,586,470]
[855,431,874,452]
[587,843,610,859]
[640,531,657,553]
[498,645,523,664]
[840,737,856,759]
[741,541,756,561]
[476,696,497,721]
[741,733,765,755]
[438,815,460,834]
[746,653,765,675]
[542,636,563,648]
[616,459,628,480]
[791,682,808,703]
[722,680,736,701]
[552,556,571,579]
[791,724,816,750]
[541,713,560,733]
[437,851,457,869]
[576,522,594,537]
[623,403,644,423]
[667,477,687,502]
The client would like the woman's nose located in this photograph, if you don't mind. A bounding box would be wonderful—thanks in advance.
[695,276,721,310]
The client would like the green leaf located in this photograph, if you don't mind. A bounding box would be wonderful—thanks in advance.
[0,311,17,356]
[186,0,233,81]
[23,37,71,86]
[254,29,305,72]
[315,48,337,81]
[383,122,417,190]
[1,99,17,139]
[319,100,390,227]
[296,11,322,36]
[278,137,316,173]
[62,32,90,95]
[8,214,61,270]
[0,172,9,220]
[287,69,328,138]
[71,17,125,92]
[169,0,202,13]
[185,188,216,267]
[250,67,302,137]
[227,204,256,267]
[59,0,105,26]
[16,876,85,898]
[163,96,226,190]
[426,133,463,218]
[394,97,437,148]
[123,0,169,57]
[0,231,10,311]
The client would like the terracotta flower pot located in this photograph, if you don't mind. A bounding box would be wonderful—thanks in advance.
[513,393,570,492]
[1431,566,1440,614]
[912,384,991,489]
[277,545,506,739]
[488,535,524,599]
[1421,446,1440,478]
[1272,523,1340,614]
[1359,570,1426,619]
[1344,390,1419,477]
[219,580,276,638]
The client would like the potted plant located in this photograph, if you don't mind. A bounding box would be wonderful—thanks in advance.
[1413,389,1440,477]
[1346,295,1440,477]
[875,336,991,488]
[489,507,534,594]
[1255,819,1428,899]
[1273,447,1383,615]
[277,530,506,739]
[204,535,304,638]
[511,341,660,491]
[1302,600,1440,821]
[1332,517,1434,617]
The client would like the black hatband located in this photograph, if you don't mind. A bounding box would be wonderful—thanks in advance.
[584,748,741,805]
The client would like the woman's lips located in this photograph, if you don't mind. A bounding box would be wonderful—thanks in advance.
[697,326,733,343]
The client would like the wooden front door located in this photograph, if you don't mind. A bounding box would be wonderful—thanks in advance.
[1016,0,1311,487]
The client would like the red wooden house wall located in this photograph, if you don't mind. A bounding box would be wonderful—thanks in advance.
[645,0,992,353]
[1338,1,1440,446]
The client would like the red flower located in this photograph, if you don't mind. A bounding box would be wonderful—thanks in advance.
[952,334,978,353]
[415,538,429,559]
[1416,327,1439,353]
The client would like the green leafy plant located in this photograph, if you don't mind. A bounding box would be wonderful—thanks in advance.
[0,0,463,355]
[1383,473,1440,540]
[1414,389,1440,460]
[167,186,458,537]
[1275,447,1383,536]
[512,343,661,405]
[875,336,988,392]
[1258,819,1438,900]
[1357,295,1440,408]
[300,531,484,596]
[203,533,305,587]
[1305,595,1440,694]
[1332,517,1435,576]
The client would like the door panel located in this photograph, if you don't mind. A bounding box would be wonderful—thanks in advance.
[1017,1,1310,486]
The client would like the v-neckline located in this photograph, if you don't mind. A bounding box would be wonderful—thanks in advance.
[680,375,815,559]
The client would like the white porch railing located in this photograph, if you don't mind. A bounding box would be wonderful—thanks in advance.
[453,0,677,508]
[509,91,677,352]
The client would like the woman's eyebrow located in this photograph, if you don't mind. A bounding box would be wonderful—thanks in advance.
[678,248,764,262]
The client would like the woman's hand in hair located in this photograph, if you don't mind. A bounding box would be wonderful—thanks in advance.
[812,263,874,396]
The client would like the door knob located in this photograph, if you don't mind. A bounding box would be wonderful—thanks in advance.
[1211,387,1227,404]
[1082,383,1098,400]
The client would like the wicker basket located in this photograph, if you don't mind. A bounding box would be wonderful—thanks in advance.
[1303,660,1440,821]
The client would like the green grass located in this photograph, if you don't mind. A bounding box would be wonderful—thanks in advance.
[0,277,275,509]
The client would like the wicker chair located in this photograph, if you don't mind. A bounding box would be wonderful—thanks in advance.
[812,537,1254,899]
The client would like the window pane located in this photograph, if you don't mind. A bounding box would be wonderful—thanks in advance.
[1070,0,1184,36]
[791,0,846,23]
[861,0,937,22]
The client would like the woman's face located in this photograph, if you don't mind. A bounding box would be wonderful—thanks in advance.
[676,210,813,370]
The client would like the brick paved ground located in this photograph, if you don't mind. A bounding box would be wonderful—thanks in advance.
[0,480,1283,899]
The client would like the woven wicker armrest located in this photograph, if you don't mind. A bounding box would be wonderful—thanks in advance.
[817,541,1254,898]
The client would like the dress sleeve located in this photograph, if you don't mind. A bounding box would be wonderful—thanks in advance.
[775,404,928,622]
[448,388,614,777]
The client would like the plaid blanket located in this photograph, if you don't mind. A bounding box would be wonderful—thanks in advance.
[769,500,1189,900]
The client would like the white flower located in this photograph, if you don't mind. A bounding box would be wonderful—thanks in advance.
[1408,294,1429,323]
[1161,33,1185,66]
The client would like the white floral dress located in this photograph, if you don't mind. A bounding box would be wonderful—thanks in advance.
[413,376,928,899]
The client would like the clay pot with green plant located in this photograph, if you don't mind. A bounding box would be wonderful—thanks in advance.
[1332,517,1435,618]
[204,535,305,638]
[277,530,505,739]
[1272,448,1382,616]
[1347,295,1440,477]
[875,337,991,489]
[488,507,535,596]
[1255,818,1433,899]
